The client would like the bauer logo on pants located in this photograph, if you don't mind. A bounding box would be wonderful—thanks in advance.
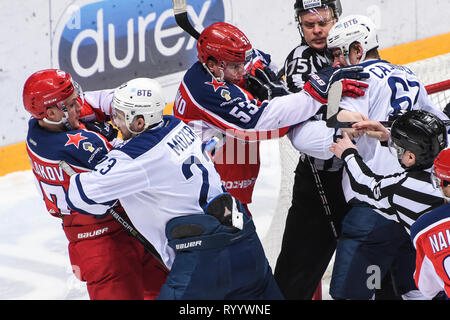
[77,227,109,239]
[51,0,231,90]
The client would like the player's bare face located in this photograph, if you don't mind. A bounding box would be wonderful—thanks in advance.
[300,8,335,51]
[223,62,246,84]
[331,48,347,67]
[348,45,363,65]
[111,109,132,140]
[63,92,82,128]
[45,92,81,129]
[330,46,362,66]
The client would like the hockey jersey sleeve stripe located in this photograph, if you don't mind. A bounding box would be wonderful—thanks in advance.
[65,190,99,216]
[74,173,116,207]
[74,173,98,206]
[66,174,111,216]
[179,80,265,131]
[179,81,289,141]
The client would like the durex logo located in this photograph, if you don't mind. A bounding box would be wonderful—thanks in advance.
[52,0,231,90]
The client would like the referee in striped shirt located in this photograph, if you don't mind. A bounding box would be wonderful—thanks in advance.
[330,110,448,299]
[330,110,448,233]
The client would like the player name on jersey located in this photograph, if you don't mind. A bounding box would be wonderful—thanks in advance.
[429,228,450,254]
[31,161,65,182]
[368,62,414,79]
[166,125,199,157]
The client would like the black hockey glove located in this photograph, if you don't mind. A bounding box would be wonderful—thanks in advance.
[304,65,370,104]
[83,121,118,142]
[205,193,234,227]
[246,67,290,101]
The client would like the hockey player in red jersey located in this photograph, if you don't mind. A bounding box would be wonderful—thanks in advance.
[173,22,284,210]
[411,148,450,299]
[173,21,368,213]
[23,69,168,299]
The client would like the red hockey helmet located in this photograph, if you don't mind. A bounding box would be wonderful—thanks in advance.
[197,22,253,68]
[433,148,450,188]
[23,69,80,119]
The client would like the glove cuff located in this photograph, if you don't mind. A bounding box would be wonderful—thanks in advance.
[303,82,328,104]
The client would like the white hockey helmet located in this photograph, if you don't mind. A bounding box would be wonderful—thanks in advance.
[112,78,165,134]
[327,15,379,64]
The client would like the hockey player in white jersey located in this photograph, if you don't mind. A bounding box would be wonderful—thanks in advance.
[324,15,450,300]
[66,77,283,300]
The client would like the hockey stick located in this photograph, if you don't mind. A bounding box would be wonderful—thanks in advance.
[59,160,169,272]
[325,81,348,128]
[306,156,339,239]
[326,81,343,121]
[172,0,200,39]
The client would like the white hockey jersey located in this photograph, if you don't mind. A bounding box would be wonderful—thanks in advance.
[338,59,449,202]
[67,116,225,269]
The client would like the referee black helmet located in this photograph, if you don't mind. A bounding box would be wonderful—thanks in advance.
[391,110,448,170]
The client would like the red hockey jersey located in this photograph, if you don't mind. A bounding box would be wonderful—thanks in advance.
[26,91,115,220]
[411,203,450,298]
[173,51,289,204]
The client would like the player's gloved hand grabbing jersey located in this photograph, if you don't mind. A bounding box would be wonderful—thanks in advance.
[82,120,119,142]
[246,67,290,101]
[304,65,370,104]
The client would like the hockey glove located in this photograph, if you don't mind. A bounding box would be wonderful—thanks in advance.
[246,67,290,101]
[83,121,118,142]
[303,66,370,104]
[205,193,234,227]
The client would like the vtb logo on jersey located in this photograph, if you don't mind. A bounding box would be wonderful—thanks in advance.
[65,132,88,148]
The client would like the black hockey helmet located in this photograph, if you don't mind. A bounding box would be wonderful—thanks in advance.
[390,110,448,170]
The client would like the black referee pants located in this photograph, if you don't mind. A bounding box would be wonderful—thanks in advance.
[274,158,350,300]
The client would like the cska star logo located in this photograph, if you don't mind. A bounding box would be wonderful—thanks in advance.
[65,132,88,148]
[205,77,228,92]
